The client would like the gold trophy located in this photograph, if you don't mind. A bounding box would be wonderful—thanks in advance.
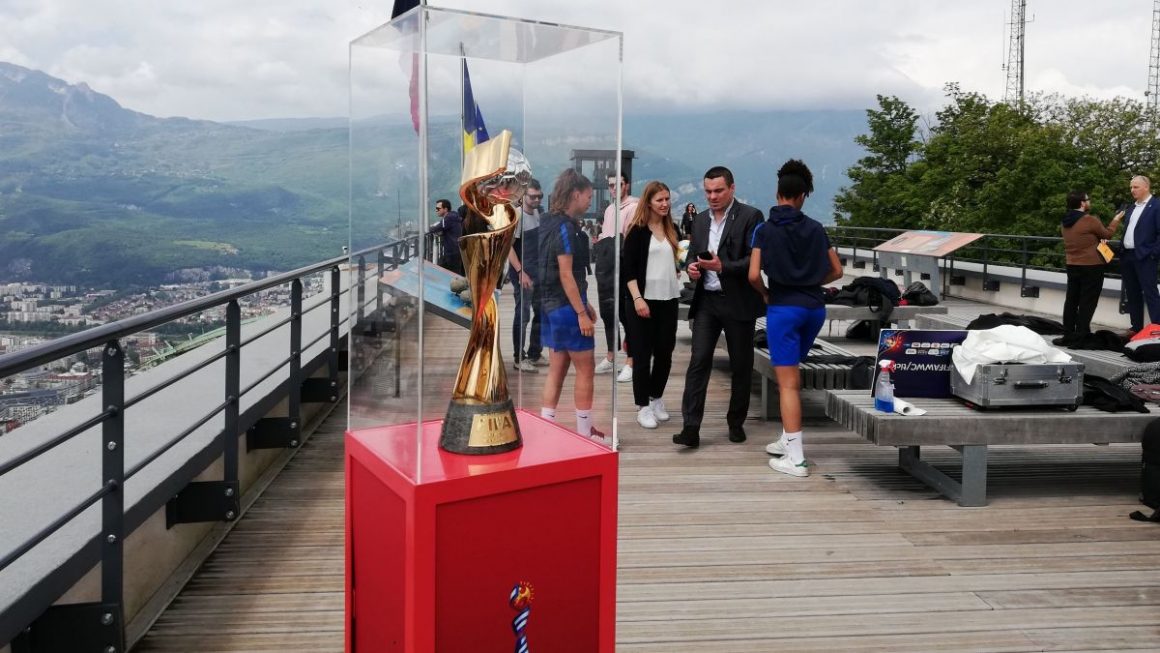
[440,130,531,454]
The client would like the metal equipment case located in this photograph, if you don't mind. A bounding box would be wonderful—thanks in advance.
[951,362,1084,410]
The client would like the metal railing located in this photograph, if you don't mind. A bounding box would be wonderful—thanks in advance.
[827,225,1129,303]
[0,235,419,651]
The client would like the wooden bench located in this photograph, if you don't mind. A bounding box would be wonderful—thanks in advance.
[826,390,1154,506]
[824,304,947,327]
[915,313,1135,380]
[754,318,866,420]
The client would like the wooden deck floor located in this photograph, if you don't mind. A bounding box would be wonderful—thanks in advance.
[137,297,1160,652]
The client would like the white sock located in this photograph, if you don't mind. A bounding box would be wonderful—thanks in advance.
[783,430,804,464]
[540,407,556,422]
[576,409,591,436]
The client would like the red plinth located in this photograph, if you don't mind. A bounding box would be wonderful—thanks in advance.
[345,409,618,652]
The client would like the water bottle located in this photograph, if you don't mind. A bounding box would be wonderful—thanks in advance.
[875,359,895,413]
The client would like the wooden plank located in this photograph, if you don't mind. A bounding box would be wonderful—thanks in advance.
[617,590,991,621]
[137,292,1159,652]
[617,630,1041,653]
[615,606,1159,644]
[1021,626,1160,652]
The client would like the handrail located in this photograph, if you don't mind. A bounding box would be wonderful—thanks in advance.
[827,225,1124,277]
[0,235,418,648]
[0,240,401,379]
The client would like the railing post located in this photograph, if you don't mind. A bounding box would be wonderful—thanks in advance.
[289,280,303,448]
[101,339,126,650]
[328,266,341,400]
[224,300,240,485]
[1019,236,1039,298]
[356,256,367,327]
[376,249,386,317]
[981,238,999,291]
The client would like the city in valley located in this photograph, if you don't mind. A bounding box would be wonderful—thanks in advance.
[0,271,325,435]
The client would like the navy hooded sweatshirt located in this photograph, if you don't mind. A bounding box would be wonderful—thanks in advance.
[749,205,832,308]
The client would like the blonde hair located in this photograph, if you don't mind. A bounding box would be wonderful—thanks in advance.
[628,181,679,262]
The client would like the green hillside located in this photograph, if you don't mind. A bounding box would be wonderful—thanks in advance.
[0,62,865,285]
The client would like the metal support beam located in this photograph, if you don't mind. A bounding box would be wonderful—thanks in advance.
[898,445,988,507]
[11,603,124,653]
[165,481,240,528]
[301,378,338,403]
[246,417,299,451]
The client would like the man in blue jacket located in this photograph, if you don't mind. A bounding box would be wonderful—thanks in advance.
[1121,175,1160,334]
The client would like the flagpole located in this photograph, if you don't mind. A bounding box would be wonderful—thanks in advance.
[460,42,467,172]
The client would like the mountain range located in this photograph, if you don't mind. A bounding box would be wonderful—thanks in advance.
[0,62,867,285]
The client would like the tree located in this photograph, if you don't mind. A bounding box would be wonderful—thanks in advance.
[833,95,921,229]
[835,84,1158,263]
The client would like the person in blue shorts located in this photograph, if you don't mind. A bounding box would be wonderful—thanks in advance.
[538,168,602,438]
[748,159,843,477]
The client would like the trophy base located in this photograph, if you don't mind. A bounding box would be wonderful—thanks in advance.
[440,398,523,455]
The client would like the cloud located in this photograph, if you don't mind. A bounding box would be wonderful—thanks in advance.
[0,0,1155,121]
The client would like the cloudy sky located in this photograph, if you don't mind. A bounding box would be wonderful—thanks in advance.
[0,0,1154,121]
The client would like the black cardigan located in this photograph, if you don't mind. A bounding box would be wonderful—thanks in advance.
[621,225,678,298]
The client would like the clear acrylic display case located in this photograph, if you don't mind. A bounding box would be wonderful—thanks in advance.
[347,6,624,480]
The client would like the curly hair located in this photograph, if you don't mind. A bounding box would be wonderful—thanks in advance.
[777,159,814,199]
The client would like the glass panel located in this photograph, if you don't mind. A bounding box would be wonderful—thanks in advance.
[349,6,623,482]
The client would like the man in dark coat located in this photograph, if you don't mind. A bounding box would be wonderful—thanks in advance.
[1121,176,1160,335]
[673,166,766,448]
[429,199,464,275]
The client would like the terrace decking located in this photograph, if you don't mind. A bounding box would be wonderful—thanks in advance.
[136,296,1160,652]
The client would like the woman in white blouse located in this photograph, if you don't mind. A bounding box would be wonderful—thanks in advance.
[620,181,682,428]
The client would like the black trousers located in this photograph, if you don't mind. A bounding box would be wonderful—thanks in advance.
[512,281,542,362]
[1121,250,1160,331]
[624,298,678,407]
[593,238,623,356]
[1062,264,1105,336]
[681,292,755,430]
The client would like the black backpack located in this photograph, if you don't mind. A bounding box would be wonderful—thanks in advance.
[1131,420,1160,522]
[902,281,939,306]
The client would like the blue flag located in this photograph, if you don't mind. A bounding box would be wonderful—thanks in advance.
[462,61,490,153]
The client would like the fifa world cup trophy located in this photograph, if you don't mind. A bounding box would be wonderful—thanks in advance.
[440,130,532,454]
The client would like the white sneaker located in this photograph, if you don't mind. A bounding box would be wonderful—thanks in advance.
[765,439,787,456]
[636,406,658,429]
[529,357,548,367]
[649,398,670,422]
[513,359,538,373]
[769,456,809,477]
[594,358,615,374]
[617,365,633,383]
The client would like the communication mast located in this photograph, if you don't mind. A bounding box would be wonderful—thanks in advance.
[1148,0,1160,114]
[1003,0,1027,105]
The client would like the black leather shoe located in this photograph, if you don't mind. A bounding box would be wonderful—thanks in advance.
[728,426,747,443]
[673,427,700,448]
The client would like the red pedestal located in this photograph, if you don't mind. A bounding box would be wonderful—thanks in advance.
[345,409,618,652]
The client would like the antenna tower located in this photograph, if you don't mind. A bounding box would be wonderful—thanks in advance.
[1003,0,1027,105]
[1148,0,1160,113]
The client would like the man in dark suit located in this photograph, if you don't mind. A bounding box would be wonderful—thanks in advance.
[429,199,464,275]
[673,166,766,447]
[1121,175,1160,334]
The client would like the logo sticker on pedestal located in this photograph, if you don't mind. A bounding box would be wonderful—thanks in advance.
[509,581,534,653]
